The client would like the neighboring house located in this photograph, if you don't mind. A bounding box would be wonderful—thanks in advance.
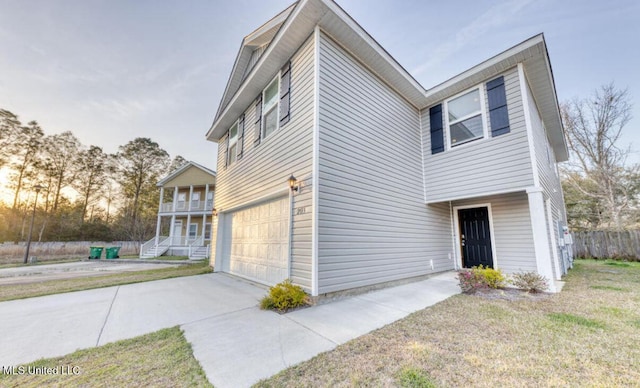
[140,161,216,260]
[205,0,572,295]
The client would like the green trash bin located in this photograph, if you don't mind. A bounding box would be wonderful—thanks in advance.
[89,246,104,259]
[105,247,121,259]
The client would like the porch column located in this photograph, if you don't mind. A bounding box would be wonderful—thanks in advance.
[204,184,210,211]
[188,185,194,211]
[527,187,557,292]
[202,214,206,240]
[172,187,178,212]
[186,214,191,244]
[170,214,176,241]
[156,187,164,245]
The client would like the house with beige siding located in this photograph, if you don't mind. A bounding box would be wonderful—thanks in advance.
[140,161,216,260]
[206,0,572,295]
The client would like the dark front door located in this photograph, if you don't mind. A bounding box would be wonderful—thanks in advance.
[458,207,494,268]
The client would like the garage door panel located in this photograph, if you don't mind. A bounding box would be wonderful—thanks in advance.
[227,196,289,285]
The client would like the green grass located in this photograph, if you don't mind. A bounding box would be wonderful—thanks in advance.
[397,367,436,388]
[255,259,640,387]
[590,285,629,292]
[0,261,212,302]
[547,312,607,329]
[0,326,212,387]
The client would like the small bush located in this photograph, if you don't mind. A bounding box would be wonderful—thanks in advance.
[457,269,485,293]
[260,280,310,312]
[457,265,505,293]
[510,271,548,293]
[476,265,506,289]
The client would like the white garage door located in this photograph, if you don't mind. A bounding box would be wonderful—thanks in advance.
[228,196,289,285]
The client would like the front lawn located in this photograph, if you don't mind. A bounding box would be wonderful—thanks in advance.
[0,327,212,388]
[0,261,212,302]
[257,260,640,387]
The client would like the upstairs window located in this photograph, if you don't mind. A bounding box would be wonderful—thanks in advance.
[262,77,279,140]
[177,193,186,210]
[446,88,486,147]
[227,121,239,165]
[254,61,291,146]
[191,192,200,210]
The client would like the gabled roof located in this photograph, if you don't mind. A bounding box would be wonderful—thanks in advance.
[156,161,216,187]
[213,3,297,121]
[207,0,568,162]
[207,0,425,142]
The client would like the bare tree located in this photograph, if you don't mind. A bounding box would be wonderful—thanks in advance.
[41,131,81,212]
[0,109,20,169]
[561,83,638,230]
[9,121,44,209]
[73,146,113,221]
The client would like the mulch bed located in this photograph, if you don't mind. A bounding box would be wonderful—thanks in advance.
[468,287,552,301]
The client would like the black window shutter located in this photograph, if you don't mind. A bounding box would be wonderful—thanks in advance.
[237,114,245,159]
[279,61,291,126]
[486,76,510,137]
[429,104,444,154]
[254,95,262,146]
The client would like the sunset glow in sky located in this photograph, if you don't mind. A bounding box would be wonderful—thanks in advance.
[1,0,639,203]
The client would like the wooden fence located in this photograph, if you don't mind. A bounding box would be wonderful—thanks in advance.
[0,241,140,264]
[571,230,640,260]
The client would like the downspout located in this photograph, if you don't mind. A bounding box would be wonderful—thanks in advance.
[450,201,457,270]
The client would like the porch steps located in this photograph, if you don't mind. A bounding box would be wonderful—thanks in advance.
[189,246,210,260]
[140,244,170,259]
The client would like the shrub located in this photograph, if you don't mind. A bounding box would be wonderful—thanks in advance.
[457,265,505,293]
[260,280,310,312]
[457,269,485,293]
[475,265,506,289]
[510,271,548,293]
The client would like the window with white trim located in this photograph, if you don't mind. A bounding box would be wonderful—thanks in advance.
[227,121,239,165]
[177,193,186,210]
[262,76,279,140]
[445,87,487,148]
[188,223,198,239]
[191,192,200,210]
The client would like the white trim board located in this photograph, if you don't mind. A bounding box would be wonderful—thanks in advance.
[452,203,499,270]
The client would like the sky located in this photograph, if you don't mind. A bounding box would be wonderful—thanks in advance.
[1,0,639,179]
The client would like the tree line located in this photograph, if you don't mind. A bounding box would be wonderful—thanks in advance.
[0,108,189,243]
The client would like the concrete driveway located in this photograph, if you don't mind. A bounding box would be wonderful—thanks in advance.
[0,272,460,387]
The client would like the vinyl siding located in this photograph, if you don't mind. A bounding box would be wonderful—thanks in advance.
[211,35,315,289]
[453,192,537,273]
[317,32,453,294]
[525,76,568,276]
[422,67,534,202]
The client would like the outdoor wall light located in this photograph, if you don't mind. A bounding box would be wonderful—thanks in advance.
[212,208,218,217]
[288,174,299,192]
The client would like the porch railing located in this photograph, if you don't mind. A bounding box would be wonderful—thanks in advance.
[140,236,170,257]
[160,201,214,213]
[188,236,204,257]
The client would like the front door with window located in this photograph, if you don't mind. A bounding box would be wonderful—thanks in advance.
[458,207,494,268]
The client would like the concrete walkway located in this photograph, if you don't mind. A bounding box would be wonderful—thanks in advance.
[0,272,460,387]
